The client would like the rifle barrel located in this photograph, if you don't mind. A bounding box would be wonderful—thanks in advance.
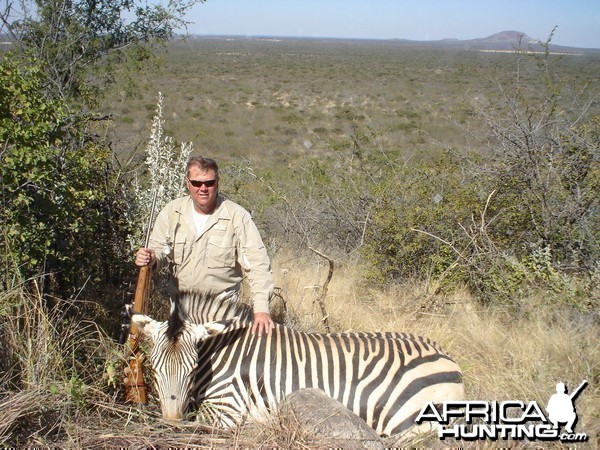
[569,379,588,401]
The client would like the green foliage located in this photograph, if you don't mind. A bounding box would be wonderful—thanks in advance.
[66,375,87,409]
[362,154,480,283]
[6,0,205,104]
[240,42,597,307]
[0,53,133,297]
[466,52,600,273]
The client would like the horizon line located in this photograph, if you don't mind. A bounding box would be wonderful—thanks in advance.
[181,33,600,51]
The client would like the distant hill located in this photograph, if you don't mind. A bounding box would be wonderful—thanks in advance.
[391,30,600,55]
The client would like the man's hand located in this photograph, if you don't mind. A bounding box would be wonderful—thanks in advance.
[252,312,275,337]
[135,248,155,267]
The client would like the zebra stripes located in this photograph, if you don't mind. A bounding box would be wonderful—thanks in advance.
[177,290,253,323]
[132,291,464,437]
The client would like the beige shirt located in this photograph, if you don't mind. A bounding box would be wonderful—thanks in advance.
[148,194,273,314]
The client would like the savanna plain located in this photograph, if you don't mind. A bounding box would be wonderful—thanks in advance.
[2,37,599,448]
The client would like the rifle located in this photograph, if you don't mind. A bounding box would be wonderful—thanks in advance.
[124,187,160,404]
[569,379,588,401]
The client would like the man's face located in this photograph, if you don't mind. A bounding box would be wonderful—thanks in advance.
[186,166,219,214]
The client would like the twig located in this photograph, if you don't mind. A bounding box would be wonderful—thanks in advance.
[308,247,334,332]
[410,228,468,261]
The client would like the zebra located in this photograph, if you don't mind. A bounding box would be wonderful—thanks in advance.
[131,290,464,437]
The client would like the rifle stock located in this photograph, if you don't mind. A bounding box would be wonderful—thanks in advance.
[125,264,151,403]
[124,185,160,404]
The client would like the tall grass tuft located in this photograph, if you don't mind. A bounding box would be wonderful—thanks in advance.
[0,282,123,446]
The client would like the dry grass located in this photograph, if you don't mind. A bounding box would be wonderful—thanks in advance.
[1,259,598,448]
[272,252,600,448]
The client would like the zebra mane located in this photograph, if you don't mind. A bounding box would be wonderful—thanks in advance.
[173,290,254,324]
[166,297,186,341]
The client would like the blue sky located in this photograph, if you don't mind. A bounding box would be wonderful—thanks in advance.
[185,0,600,49]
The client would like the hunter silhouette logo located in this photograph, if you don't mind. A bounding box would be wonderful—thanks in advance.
[546,380,588,436]
[415,379,589,442]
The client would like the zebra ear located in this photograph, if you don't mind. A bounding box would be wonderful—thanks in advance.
[131,314,161,338]
[205,321,229,335]
[207,317,239,334]
[189,321,228,342]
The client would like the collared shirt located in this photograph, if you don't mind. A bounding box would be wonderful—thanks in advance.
[148,194,273,313]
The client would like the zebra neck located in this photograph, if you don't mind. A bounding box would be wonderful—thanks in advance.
[176,290,254,324]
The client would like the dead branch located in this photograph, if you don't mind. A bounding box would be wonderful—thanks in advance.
[308,247,334,332]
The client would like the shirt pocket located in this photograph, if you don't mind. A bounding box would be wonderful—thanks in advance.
[172,237,188,266]
[206,235,236,269]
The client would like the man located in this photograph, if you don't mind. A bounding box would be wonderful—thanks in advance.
[135,155,275,336]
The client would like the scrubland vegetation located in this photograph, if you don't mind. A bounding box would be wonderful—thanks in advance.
[1,9,598,447]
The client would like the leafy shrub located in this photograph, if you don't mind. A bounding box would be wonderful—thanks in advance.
[0,53,134,307]
[462,49,599,276]
[362,154,479,284]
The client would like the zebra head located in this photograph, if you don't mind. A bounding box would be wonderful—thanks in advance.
[131,309,230,421]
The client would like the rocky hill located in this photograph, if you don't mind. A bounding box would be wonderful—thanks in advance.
[391,30,599,54]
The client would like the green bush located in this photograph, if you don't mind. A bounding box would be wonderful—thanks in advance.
[362,154,479,283]
[0,53,133,300]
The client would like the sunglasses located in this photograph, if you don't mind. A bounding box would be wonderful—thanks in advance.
[187,178,217,188]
